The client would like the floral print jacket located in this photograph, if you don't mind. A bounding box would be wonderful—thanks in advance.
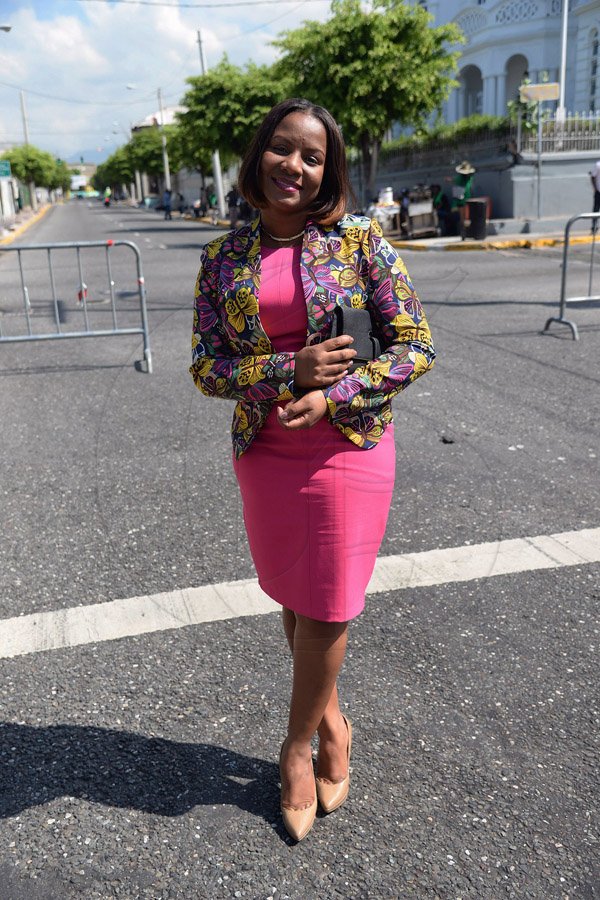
[190,214,435,459]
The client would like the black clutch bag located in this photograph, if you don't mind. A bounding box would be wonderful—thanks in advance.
[332,305,382,373]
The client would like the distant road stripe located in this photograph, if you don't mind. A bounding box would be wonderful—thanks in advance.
[1,527,598,660]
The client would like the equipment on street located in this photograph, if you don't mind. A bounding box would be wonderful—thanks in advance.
[400,186,438,240]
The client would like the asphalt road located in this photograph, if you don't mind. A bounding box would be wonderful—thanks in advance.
[0,202,598,899]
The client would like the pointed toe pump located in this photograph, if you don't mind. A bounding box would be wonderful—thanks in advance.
[316,716,352,814]
[279,742,318,842]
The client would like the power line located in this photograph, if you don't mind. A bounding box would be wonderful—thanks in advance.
[0,79,179,107]
[69,0,327,7]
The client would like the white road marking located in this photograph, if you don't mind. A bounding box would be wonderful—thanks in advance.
[1,527,598,660]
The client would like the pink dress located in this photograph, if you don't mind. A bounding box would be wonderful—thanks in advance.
[233,243,395,622]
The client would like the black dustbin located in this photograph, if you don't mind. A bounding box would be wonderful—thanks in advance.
[466,199,487,240]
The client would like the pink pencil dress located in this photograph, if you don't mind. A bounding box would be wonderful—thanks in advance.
[233,243,395,623]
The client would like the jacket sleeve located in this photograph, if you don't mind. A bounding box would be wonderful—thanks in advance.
[322,220,435,421]
[189,247,296,404]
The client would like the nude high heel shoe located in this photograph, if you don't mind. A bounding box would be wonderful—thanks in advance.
[316,715,352,814]
[279,741,318,842]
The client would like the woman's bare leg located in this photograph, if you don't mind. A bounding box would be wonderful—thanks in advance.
[280,613,348,809]
[280,609,349,790]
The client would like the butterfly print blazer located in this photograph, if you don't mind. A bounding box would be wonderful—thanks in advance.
[190,214,435,459]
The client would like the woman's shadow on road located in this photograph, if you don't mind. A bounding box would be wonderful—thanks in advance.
[0,722,280,826]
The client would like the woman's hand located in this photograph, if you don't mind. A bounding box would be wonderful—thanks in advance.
[277,390,328,430]
[294,336,356,388]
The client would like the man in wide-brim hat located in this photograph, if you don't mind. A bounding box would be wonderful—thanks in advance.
[452,160,476,238]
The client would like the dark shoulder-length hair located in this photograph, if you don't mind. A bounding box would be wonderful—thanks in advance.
[238,98,352,225]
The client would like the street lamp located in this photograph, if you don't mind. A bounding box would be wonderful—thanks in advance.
[2,24,37,212]
[126,84,169,201]
[197,29,225,219]
[156,87,171,193]
[556,0,569,122]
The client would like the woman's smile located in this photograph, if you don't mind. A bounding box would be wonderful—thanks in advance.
[272,177,301,193]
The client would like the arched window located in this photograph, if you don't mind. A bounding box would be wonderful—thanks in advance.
[591,29,599,112]
[460,65,484,116]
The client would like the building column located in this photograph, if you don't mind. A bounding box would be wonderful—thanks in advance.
[454,86,461,123]
[497,74,507,116]
[483,75,497,115]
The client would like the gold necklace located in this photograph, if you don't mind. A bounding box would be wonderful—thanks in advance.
[261,225,304,243]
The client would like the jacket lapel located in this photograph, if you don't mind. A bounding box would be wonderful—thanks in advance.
[225,216,351,350]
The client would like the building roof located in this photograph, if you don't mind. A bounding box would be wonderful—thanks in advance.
[132,106,186,130]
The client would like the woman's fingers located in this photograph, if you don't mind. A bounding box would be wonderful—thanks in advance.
[277,391,327,429]
[294,339,355,388]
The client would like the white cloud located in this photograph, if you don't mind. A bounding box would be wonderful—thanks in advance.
[0,0,333,161]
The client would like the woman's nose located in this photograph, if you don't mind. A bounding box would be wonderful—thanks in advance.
[281,150,303,174]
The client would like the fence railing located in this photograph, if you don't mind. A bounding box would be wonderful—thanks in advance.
[519,111,600,154]
[369,111,600,176]
[0,239,152,372]
[377,128,511,172]
[543,213,600,341]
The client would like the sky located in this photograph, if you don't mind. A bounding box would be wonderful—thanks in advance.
[0,0,333,163]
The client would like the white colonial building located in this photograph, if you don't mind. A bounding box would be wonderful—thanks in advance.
[409,0,600,120]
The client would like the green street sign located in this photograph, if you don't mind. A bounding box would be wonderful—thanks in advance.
[0,160,11,178]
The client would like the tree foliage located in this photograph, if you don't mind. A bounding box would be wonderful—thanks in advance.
[1,145,70,191]
[274,0,464,199]
[92,126,182,191]
[178,59,287,160]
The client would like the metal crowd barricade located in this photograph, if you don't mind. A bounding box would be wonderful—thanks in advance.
[0,239,152,372]
[543,213,600,341]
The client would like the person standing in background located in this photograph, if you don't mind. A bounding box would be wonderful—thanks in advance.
[226,185,240,229]
[451,161,475,240]
[589,160,600,232]
[163,188,172,221]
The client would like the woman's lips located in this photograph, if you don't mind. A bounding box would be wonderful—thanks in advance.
[272,177,300,193]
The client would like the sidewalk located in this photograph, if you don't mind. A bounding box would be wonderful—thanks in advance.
[0,203,52,245]
[190,214,595,253]
[388,230,597,252]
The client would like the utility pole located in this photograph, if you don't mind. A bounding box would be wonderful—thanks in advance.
[197,29,226,220]
[157,87,172,192]
[556,0,569,123]
[20,89,37,212]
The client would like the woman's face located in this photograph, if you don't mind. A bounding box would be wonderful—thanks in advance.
[259,112,327,217]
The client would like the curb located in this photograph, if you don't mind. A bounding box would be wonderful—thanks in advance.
[0,204,52,246]
[388,233,598,252]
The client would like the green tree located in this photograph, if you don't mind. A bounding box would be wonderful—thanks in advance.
[274,0,463,200]
[127,127,167,176]
[179,59,286,160]
[168,123,215,190]
[1,145,57,188]
[48,159,73,193]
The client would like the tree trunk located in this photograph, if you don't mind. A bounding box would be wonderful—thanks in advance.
[360,134,381,207]
[360,134,371,210]
[368,139,380,201]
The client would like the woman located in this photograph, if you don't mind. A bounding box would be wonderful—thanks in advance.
[190,98,435,841]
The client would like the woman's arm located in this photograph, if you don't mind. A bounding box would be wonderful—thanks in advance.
[322,220,435,421]
[189,248,296,404]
